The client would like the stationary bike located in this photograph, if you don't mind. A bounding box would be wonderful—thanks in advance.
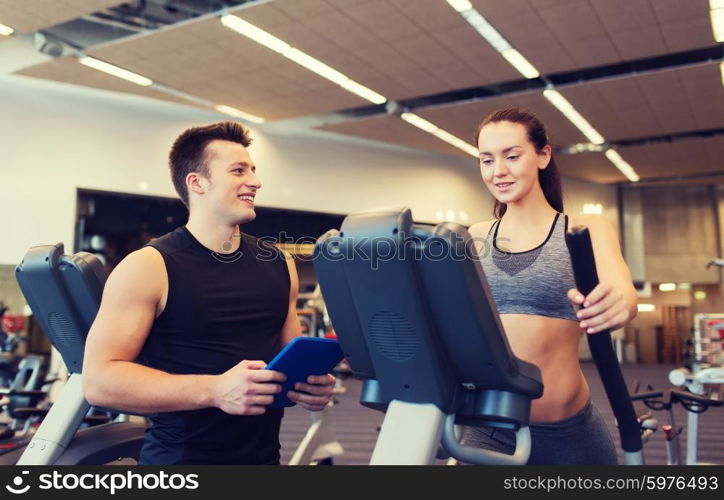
[630,382,722,465]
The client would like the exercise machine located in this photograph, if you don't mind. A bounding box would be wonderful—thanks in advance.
[287,377,346,465]
[0,243,145,465]
[631,384,721,464]
[706,258,724,269]
[8,243,343,466]
[0,356,46,454]
[314,208,542,464]
[668,365,723,464]
[312,208,643,464]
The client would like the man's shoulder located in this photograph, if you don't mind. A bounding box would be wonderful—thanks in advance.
[102,247,166,304]
[110,247,166,282]
[145,227,186,255]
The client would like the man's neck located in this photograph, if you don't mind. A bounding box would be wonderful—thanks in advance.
[185,209,242,253]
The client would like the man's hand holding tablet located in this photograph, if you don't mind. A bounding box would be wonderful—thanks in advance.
[266,337,343,409]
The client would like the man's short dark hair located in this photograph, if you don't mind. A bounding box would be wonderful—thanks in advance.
[169,121,253,207]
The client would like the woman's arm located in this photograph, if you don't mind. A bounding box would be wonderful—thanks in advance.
[567,214,638,334]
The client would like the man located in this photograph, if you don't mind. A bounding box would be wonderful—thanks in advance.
[83,122,335,465]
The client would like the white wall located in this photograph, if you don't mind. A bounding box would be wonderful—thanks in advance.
[0,70,619,265]
[0,73,495,264]
[562,177,620,234]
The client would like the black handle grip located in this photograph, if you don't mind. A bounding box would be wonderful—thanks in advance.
[630,388,723,410]
[0,389,47,397]
[566,226,642,453]
[630,390,664,402]
[672,389,723,407]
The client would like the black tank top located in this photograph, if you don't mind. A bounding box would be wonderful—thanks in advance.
[137,226,290,465]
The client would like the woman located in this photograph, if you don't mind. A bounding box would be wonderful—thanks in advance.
[466,108,638,465]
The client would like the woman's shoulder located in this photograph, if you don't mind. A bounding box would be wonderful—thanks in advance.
[468,219,498,239]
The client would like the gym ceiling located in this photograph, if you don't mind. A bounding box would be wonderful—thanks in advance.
[2,0,723,185]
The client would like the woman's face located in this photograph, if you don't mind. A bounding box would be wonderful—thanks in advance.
[477,120,550,206]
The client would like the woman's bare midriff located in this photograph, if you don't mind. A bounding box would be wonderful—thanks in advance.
[500,313,590,423]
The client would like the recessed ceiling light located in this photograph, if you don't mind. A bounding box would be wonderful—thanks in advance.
[78,56,153,87]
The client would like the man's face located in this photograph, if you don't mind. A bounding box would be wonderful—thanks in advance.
[192,139,261,225]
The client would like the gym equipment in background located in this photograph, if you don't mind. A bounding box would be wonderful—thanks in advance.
[2,244,146,465]
[630,382,721,464]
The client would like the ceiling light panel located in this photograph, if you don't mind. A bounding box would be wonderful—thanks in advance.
[78,56,153,86]
[220,13,387,105]
[445,0,541,80]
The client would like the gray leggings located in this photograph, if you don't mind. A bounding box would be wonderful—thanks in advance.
[462,400,618,465]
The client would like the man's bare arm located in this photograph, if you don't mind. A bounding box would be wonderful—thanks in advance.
[82,247,284,415]
[279,251,303,348]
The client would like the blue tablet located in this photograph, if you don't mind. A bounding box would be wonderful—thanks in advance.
[266,336,343,408]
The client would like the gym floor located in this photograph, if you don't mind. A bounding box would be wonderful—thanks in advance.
[280,362,723,465]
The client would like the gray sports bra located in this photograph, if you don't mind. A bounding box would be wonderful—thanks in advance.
[480,213,578,321]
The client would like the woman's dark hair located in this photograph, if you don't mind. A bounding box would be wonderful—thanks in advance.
[476,108,563,219]
[169,121,252,207]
